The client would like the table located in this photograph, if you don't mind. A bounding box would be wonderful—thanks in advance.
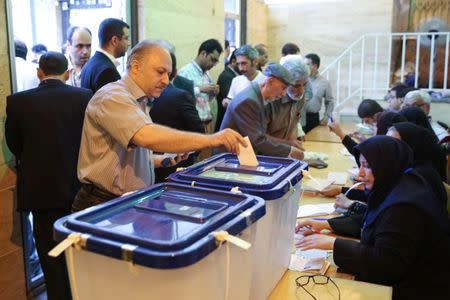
[267,140,393,299]
[306,123,357,143]
[268,271,392,300]
[303,141,356,179]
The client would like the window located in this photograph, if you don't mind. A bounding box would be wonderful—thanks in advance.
[225,0,241,50]
[9,0,131,92]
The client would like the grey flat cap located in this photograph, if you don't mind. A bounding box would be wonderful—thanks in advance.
[264,63,294,85]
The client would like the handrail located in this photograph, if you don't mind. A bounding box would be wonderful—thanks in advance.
[320,35,364,74]
[320,32,450,113]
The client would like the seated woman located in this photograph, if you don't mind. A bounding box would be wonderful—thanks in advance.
[399,106,437,141]
[328,111,406,166]
[319,122,448,237]
[389,122,447,183]
[296,136,450,300]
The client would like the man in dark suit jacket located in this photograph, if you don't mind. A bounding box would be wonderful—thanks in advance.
[220,63,304,160]
[80,18,130,93]
[150,52,205,182]
[215,50,239,131]
[173,74,195,99]
[5,52,92,300]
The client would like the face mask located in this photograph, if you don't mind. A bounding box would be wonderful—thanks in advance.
[287,90,303,101]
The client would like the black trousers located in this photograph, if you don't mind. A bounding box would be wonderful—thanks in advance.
[32,209,72,300]
[303,112,320,133]
[72,183,117,213]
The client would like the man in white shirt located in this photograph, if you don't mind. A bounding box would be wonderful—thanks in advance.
[66,26,92,87]
[402,90,449,142]
[178,39,223,134]
[224,45,265,107]
[303,53,334,133]
[14,40,39,91]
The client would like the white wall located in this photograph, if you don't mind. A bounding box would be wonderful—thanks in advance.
[267,0,394,68]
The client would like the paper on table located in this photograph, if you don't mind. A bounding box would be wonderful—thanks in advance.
[297,203,336,218]
[327,172,348,185]
[237,136,258,166]
[296,249,329,260]
[302,178,335,192]
[289,249,329,272]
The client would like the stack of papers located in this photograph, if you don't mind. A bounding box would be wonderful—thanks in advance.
[289,249,329,272]
[297,203,337,218]
[303,151,329,161]
[302,178,335,192]
[327,172,348,185]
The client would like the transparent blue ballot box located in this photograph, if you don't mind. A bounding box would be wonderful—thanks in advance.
[53,183,265,300]
[169,153,306,300]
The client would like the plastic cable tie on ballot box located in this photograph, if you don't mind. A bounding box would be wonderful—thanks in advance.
[288,180,295,193]
[122,244,139,276]
[48,232,82,257]
[212,230,251,250]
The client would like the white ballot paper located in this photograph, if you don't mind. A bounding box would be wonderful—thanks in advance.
[289,249,329,272]
[297,203,337,218]
[327,172,348,185]
[238,136,258,166]
[302,178,335,192]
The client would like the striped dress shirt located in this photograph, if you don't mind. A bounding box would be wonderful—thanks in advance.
[178,60,214,121]
[77,74,154,195]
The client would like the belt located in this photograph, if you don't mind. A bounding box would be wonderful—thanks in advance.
[81,183,118,199]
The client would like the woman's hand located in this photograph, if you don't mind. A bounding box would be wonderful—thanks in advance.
[349,131,366,143]
[295,219,332,236]
[327,120,346,140]
[334,193,355,209]
[319,185,342,197]
[296,234,336,251]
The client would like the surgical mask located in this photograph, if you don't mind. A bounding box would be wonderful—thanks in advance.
[287,90,303,101]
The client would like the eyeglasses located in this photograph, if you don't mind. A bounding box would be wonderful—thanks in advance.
[295,275,341,300]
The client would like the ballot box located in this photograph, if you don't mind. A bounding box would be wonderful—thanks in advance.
[53,183,265,300]
[169,153,306,299]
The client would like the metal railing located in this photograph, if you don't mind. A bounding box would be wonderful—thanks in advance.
[321,32,450,110]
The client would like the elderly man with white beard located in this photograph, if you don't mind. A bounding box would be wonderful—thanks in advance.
[265,55,310,150]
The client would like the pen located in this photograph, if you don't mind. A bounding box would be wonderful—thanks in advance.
[312,218,328,221]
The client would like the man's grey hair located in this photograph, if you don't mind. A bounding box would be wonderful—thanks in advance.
[280,54,309,81]
[405,90,431,104]
[126,39,168,70]
[147,39,175,54]
[254,43,267,56]
[235,44,259,60]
